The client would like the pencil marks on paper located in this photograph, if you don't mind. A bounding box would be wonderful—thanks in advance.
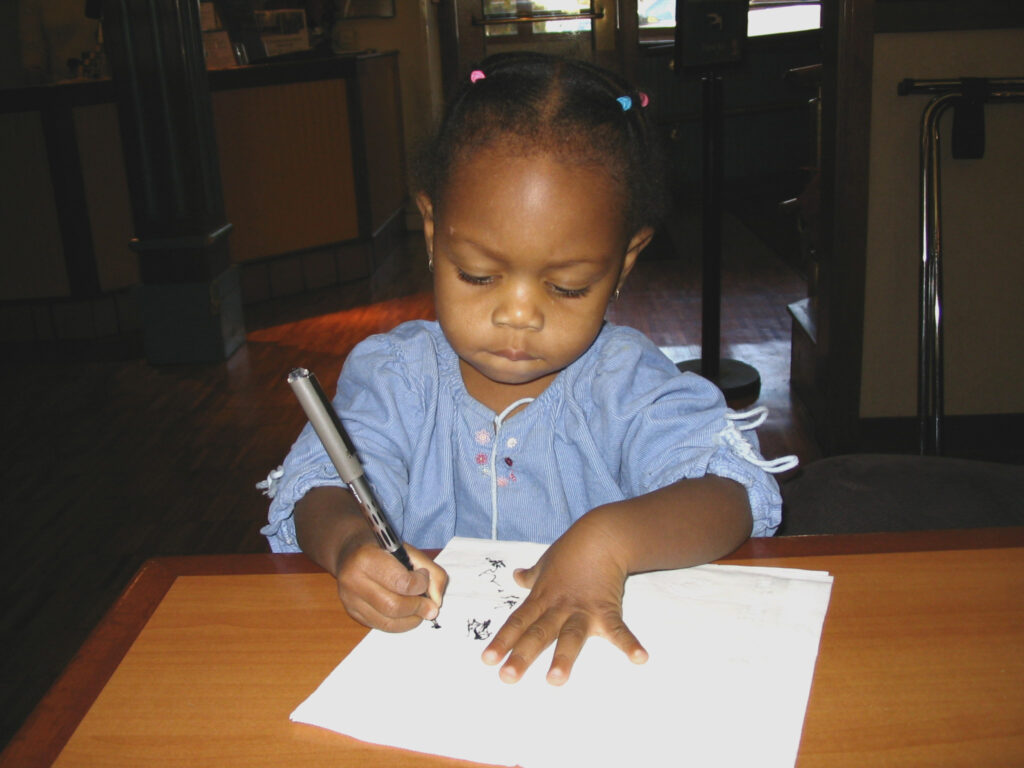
[467,618,493,640]
[463,555,524,640]
[479,556,523,611]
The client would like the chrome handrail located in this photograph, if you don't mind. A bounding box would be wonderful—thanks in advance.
[899,77,1024,455]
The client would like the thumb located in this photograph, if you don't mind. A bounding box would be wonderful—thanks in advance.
[406,544,448,608]
[391,565,430,596]
[513,563,540,589]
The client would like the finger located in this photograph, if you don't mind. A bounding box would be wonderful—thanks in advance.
[378,568,441,623]
[603,616,649,665]
[512,567,533,589]
[496,612,565,684]
[406,581,441,623]
[512,564,539,589]
[422,563,448,610]
[480,601,542,666]
[337,550,433,626]
[384,562,430,596]
[407,593,440,626]
[407,545,449,608]
[545,612,590,686]
[341,543,416,595]
[341,589,426,633]
[345,576,426,623]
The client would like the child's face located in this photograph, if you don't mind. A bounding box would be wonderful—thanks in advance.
[419,147,652,409]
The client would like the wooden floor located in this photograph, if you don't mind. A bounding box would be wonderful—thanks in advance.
[0,194,818,751]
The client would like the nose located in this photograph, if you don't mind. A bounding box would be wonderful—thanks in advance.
[492,280,544,331]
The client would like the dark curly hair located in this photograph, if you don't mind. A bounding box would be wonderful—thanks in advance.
[412,52,667,238]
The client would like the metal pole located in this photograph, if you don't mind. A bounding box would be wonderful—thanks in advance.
[917,92,957,456]
[701,71,724,382]
[677,70,761,402]
[900,77,1024,455]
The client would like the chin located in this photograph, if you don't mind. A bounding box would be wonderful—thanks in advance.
[478,360,554,386]
[486,368,545,386]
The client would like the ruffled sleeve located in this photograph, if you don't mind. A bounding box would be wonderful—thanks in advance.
[259,324,431,552]
[583,328,793,537]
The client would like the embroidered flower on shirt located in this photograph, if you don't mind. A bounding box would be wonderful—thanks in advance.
[471,428,520,485]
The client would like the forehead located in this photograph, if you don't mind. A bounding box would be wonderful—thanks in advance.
[439,145,629,241]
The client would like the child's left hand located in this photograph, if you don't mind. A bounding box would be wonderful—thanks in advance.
[480,518,649,685]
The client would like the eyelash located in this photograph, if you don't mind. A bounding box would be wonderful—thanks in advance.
[456,269,492,286]
[455,269,591,299]
[552,285,590,299]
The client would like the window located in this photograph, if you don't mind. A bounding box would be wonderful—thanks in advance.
[481,0,597,38]
[638,0,820,41]
[637,0,676,30]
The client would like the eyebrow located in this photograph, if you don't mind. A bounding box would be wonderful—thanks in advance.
[449,237,615,270]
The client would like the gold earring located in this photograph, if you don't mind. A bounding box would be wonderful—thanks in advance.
[428,256,434,272]
[613,287,621,301]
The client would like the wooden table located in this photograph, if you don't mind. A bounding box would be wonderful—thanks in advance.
[3,528,1023,767]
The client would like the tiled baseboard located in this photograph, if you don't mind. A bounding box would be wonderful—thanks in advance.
[1,215,406,359]
[238,239,373,306]
[0,289,141,351]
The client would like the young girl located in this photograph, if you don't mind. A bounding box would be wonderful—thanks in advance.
[261,52,794,686]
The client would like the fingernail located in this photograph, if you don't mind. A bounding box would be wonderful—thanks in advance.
[547,669,568,686]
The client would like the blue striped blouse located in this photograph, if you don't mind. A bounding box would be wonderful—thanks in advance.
[261,321,783,552]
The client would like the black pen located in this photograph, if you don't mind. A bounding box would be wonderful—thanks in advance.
[287,368,438,624]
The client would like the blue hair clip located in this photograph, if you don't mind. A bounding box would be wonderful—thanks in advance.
[617,96,632,112]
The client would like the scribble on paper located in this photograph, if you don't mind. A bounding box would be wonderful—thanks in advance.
[291,537,835,768]
[478,556,523,611]
[461,555,530,639]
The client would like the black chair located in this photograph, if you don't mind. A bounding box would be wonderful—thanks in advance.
[779,454,1024,535]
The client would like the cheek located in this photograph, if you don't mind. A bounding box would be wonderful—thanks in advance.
[433,270,461,310]
[434,280,485,338]
[545,302,608,348]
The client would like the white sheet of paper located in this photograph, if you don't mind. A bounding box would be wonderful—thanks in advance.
[291,537,833,768]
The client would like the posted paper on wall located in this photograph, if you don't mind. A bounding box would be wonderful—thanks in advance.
[291,537,834,768]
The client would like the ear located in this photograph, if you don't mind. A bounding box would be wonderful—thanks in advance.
[617,226,654,292]
[416,193,435,259]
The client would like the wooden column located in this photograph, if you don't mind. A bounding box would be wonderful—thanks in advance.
[102,0,244,364]
[814,0,874,453]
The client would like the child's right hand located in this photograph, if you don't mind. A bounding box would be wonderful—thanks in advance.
[334,538,448,632]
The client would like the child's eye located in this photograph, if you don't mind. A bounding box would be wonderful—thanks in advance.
[456,268,493,286]
[551,284,591,299]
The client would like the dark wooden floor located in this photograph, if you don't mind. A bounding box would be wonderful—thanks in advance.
[0,192,818,750]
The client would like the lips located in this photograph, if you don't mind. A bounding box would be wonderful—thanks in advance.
[493,349,535,361]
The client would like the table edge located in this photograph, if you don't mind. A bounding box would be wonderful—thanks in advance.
[0,553,319,768]
[727,525,1024,559]
[3,528,1022,767]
